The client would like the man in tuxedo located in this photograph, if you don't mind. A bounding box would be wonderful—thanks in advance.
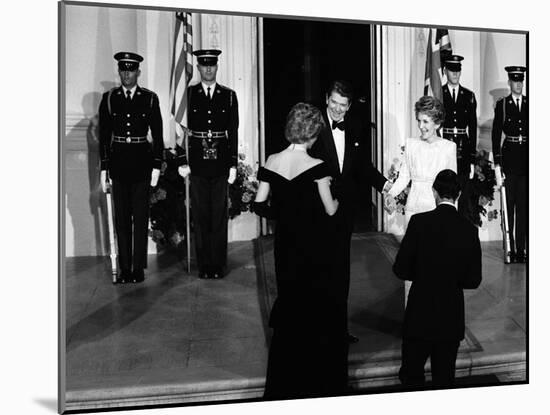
[99,51,164,284]
[309,80,391,343]
[492,66,528,263]
[393,169,482,388]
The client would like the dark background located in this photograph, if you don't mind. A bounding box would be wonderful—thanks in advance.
[263,18,376,230]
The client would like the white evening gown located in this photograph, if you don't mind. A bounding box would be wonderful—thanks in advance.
[388,137,457,304]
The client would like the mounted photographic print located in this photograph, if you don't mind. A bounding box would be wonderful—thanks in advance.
[59,0,528,412]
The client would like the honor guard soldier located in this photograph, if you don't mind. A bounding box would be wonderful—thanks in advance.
[178,49,239,279]
[99,52,164,283]
[441,55,478,219]
[492,66,528,263]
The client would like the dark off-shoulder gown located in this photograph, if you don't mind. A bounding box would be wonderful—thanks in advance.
[254,162,348,400]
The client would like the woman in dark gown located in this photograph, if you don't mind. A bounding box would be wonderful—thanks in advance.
[254,103,348,400]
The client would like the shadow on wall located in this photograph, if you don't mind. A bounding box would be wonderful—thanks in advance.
[65,84,116,259]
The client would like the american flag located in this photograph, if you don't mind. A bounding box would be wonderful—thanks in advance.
[169,12,193,137]
[423,28,452,102]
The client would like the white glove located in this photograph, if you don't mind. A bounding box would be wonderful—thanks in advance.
[227,167,237,184]
[150,168,160,187]
[178,165,191,178]
[495,165,504,188]
[382,180,393,194]
[100,170,109,193]
[469,164,475,180]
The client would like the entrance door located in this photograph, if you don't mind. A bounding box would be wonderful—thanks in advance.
[262,18,378,231]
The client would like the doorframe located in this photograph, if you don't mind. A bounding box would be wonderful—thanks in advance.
[372,24,385,232]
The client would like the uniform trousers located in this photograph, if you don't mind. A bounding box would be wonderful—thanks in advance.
[111,179,150,272]
[399,337,460,388]
[190,175,228,274]
[504,174,527,254]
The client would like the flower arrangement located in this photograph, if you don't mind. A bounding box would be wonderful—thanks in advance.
[466,149,498,227]
[228,153,259,219]
[149,145,187,249]
[387,145,410,214]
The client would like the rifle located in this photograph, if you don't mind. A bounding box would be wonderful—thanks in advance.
[105,180,118,282]
[184,129,191,274]
[500,181,512,264]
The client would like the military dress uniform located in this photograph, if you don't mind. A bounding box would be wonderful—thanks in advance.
[441,55,478,222]
[99,52,163,282]
[185,49,239,278]
[491,66,528,262]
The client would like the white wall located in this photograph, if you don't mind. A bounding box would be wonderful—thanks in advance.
[63,4,260,257]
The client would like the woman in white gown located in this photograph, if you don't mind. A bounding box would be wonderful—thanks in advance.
[387,96,457,225]
[386,96,457,304]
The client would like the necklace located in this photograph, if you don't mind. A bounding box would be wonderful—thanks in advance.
[289,143,308,152]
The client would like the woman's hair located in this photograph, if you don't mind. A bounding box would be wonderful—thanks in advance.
[285,102,326,144]
[414,95,445,125]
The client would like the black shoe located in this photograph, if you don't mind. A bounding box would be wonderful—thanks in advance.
[211,269,224,279]
[114,269,131,284]
[131,269,145,283]
[516,252,526,263]
[198,270,210,279]
[347,333,359,344]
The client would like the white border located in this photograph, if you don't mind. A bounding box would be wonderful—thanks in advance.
[3,0,545,414]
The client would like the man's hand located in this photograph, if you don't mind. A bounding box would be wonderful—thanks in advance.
[495,165,504,188]
[469,163,475,180]
[150,168,160,187]
[100,170,109,193]
[227,167,237,184]
[178,165,191,178]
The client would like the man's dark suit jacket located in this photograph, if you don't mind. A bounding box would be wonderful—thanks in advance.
[309,111,386,231]
[393,204,482,341]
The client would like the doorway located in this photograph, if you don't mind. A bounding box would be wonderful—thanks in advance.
[262,18,377,231]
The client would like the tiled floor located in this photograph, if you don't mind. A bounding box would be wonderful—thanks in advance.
[62,234,526,411]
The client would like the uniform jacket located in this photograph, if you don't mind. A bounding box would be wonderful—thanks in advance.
[99,85,163,183]
[309,111,386,224]
[186,83,239,177]
[491,94,528,174]
[442,84,478,165]
[393,204,482,341]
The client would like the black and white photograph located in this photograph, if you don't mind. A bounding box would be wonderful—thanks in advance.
[3,0,547,414]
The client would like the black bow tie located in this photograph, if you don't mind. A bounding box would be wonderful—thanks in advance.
[332,120,345,131]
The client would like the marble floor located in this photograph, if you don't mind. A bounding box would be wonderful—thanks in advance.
[62,234,526,411]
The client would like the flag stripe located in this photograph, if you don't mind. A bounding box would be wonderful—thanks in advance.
[424,28,452,102]
[170,12,193,132]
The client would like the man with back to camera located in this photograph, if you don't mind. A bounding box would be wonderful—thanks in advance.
[393,169,482,388]
[309,80,392,344]
[99,51,164,284]
[177,49,239,279]
[492,66,528,263]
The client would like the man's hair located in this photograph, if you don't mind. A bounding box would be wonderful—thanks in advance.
[285,102,326,144]
[414,95,445,125]
[326,80,353,101]
[433,169,461,200]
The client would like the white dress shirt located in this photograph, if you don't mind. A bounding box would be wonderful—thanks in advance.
[122,85,137,99]
[327,110,345,172]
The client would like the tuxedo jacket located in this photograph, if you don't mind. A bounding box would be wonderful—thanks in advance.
[309,111,386,224]
[393,204,482,341]
[99,85,164,183]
